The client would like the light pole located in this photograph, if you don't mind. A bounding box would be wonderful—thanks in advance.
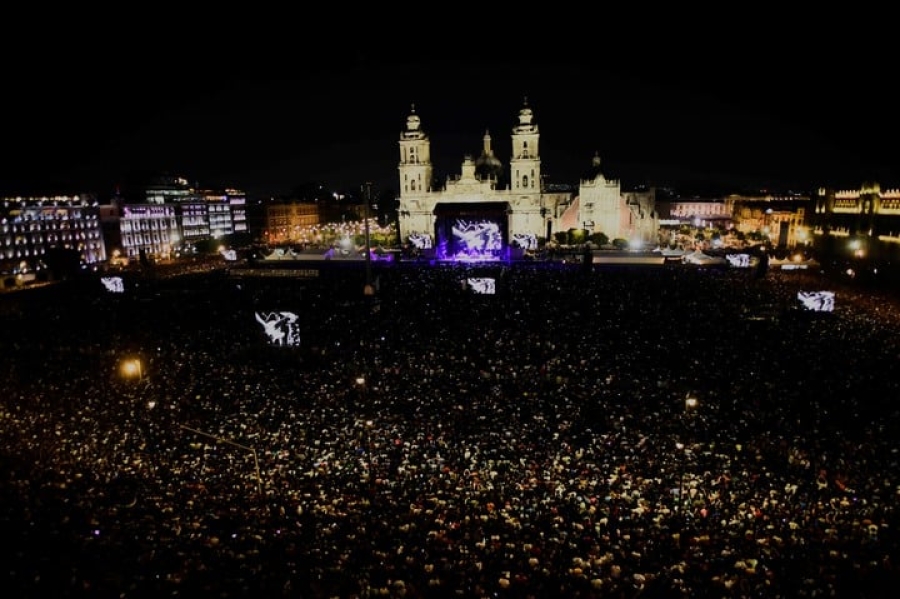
[680,394,700,511]
[363,182,374,296]
[355,375,367,405]
[676,441,686,510]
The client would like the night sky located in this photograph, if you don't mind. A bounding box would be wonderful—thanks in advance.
[4,41,897,200]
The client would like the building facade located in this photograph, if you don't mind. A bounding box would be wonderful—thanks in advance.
[812,183,900,262]
[0,194,106,277]
[396,100,659,258]
[114,176,248,261]
[814,183,900,241]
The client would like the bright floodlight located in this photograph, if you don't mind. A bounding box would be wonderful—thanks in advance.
[356,376,366,386]
[685,395,698,410]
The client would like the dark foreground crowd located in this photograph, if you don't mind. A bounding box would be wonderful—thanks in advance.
[2,261,899,598]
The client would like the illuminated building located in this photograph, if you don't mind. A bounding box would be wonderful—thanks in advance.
[265,202,320,244]
[119,203,180,261]
[656,193,812,249]
[116,176,249,261]
[814,183,900,243]
[0,194,106,275]
[665,198,733,229]
[396,99,659,259]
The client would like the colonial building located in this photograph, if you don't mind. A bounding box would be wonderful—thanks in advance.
[396,100,658,259]
[728,193,811,249]
[0,194,106,277]
[814,183,900,241]
[812,182,900,261]
[113,176,249,261]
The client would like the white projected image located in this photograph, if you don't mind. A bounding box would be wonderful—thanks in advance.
[453,219,502,253]
[408,232,433,250]
[726,253,751,268]
[512,232,538,250]
[101,276,125,294]
[255,311,301,346]
[797,291,835,312]
[220,248,238,261]
[467,277,496,295]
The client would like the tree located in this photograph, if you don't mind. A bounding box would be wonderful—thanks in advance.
[43,248,81,281]
[589,232,609,247]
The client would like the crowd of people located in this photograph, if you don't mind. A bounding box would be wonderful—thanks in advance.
[1,259,899,598]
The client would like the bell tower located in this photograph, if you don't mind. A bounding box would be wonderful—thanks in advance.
[398,104,432,196]
[509,97,541,193]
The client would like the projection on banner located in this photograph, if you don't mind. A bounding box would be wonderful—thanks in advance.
[100,276,125,294]
[255,311,301,346]
[726,253,751,268]
[797,291,835,312]
[466,277,496,295]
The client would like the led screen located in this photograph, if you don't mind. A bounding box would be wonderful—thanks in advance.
[797,291,835,312]
[255,311,301,346]
[466,277,496,295]
[100,276,125,294]
[512,232,538,250]
[726,253,751,268]
[408,232,433,250]
[452,219,502,253]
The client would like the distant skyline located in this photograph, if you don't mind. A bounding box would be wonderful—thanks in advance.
[5,52,899,200]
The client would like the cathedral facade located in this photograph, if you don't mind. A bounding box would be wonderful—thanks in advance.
[396,99,659,259]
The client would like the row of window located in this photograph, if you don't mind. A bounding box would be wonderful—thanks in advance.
[3,231,102,246]
[120,220,178,233]
[0,221,101,233]
[122,233,177,247]
[2,243,104,260]
[0,212,98,222]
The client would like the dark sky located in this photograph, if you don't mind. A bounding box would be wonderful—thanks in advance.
[3,44,897,200]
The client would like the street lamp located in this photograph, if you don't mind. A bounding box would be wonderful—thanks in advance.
[685,394,698,412]
[356,375,368,405]
[121,358,143,381]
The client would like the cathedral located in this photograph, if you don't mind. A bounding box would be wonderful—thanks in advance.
[396,99,659,260]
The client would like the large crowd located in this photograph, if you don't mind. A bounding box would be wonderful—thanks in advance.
[2,259,899,598]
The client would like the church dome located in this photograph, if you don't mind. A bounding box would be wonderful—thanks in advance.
[582,151,604,181]
[474,130,505,183]
[475,151,504,180]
